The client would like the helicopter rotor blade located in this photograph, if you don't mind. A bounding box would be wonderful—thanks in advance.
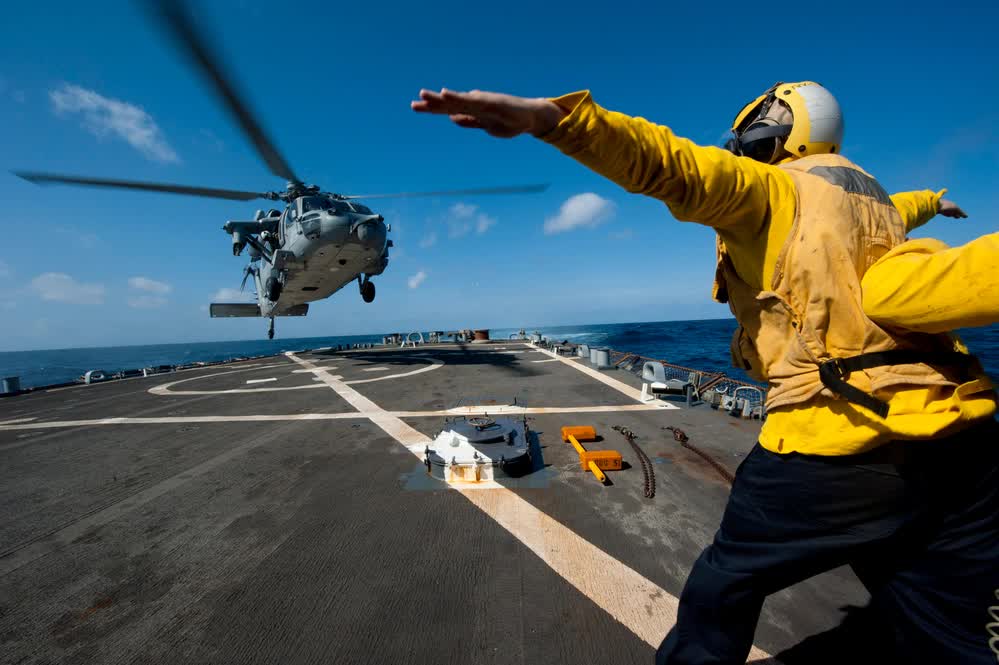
[147,0,299,184]
[341,183,549,200]
[13,171,273,202]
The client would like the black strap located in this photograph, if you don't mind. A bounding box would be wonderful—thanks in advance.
[739,123,793,144]
[818,350,976,419]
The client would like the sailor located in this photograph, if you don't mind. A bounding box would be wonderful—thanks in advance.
[413,83,999,664]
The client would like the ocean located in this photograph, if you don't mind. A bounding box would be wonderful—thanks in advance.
[1,319,997,391]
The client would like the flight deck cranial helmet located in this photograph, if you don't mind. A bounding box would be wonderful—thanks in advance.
[725,81,844,164]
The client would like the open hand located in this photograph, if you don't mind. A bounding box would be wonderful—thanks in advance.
[938,199,968,218]
[411,88,566,139]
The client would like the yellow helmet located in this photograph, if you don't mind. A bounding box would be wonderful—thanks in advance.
[725,81,844,164]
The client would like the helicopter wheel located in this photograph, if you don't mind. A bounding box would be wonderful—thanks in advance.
[361,280,376,303]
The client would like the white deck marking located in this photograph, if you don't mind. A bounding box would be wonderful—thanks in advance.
[530,343,676,408]
[147,362,292,395]
[342,357,443,385]
[0,403,672,433]
[0,417,38,425]
[245,377,278,384]
[283,352,771,660]
[531,358,560,363]
[148,358,441,395]
[360,366,390,372]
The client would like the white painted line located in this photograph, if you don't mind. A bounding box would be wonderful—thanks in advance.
[342,357,443,385]
[0,417,38,425]
[147,362,292,396]
[245,377,278,385]
[283,352,769,660]
[394,404,671,417]
[360,366,391,372]
[531,358,560,364]
[292,366,337,373]
[530,344,676,408]
[0,403,676,433]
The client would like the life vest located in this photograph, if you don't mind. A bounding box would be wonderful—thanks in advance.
[713,154,983,417]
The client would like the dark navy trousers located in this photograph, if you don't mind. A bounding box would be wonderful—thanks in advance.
[656,419,999,664]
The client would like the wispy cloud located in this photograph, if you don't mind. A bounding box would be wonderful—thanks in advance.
[476,214,496,234]
[448,202,497,236]
[30,273,105,305]
[213,287,254,302]
[609,228,634,240]
[128,276,172,294]
[50,83,180,163]
[127,276,171,308]
[0,260,10,278]
[408,270,427,289]
[450,203,477,219]
[418,232,437,249]
[544,193,615,235]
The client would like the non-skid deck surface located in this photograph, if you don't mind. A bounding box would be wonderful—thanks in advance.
[0,343,883,664]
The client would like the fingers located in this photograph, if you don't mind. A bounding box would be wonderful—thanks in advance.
[412,88,505,117]
[450,114,484,129]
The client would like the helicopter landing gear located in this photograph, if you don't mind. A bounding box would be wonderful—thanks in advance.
[266,276,283,302]
[360,277,375,303]
[267,317,275,340]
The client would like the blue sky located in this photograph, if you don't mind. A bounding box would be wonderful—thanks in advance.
[1,0,996,351]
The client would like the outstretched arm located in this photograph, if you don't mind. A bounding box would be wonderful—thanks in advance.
[890,189,967,232]
[412,88,790,235]
[862,232,999,333]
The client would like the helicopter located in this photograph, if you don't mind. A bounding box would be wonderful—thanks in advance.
[13,0,546,339]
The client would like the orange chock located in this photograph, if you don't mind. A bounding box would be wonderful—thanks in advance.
[561,425,597,443]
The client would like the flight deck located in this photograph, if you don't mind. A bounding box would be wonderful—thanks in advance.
[0,342,884,664]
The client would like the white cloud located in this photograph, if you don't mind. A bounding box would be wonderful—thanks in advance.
[418,232,437,249]
[213,287,254,302]
[0,260,10,278]
[127,295,168,309]
[128,276,172,294]
[30,273,105,305]
[543,193,615,235]
[50,84,180,163]
[476,214,496,234]
[447,203,496,236]
[450,202,477,219]
[408,270,427,289]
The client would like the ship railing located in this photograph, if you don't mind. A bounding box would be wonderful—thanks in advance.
[605,350,768,414]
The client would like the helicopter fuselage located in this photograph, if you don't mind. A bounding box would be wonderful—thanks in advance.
[224,194,390,319]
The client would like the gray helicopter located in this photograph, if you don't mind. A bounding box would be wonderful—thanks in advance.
[13,0,545,339]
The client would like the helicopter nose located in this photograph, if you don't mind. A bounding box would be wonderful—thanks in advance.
[355,214,387,249]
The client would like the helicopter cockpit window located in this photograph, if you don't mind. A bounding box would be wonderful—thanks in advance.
[347,202,373,214]
[300,196,354,215]
[284,203,298,228]
[300,196,330,213]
